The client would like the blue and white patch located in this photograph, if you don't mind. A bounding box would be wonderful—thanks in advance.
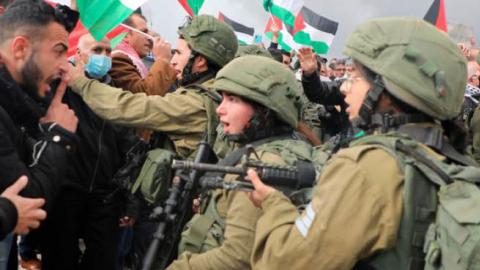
[294,203,316,238]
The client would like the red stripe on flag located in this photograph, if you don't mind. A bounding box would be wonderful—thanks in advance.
[435,0,447,32]
[265,16,283,33]
[178,0,194,17]
[218,12,225,21]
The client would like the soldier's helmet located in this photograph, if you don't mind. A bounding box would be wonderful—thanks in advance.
[344,17,467,120]
[178,15,238,67]
[235,44,273,58]
[213,55,303,128]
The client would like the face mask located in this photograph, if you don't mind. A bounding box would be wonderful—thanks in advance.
[85,54,112,79]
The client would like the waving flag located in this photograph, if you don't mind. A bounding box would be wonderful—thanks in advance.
[265,16,300,52]
[292,7,338,55]
[263,0,304,27]
[219,12,255,45]
[77,0,149,41]
[178,0,205,16]
[424,0,447,32]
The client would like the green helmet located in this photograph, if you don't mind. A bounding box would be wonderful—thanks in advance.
[213,55,303,128]
[178,15,238,67]
[235,45,273,59]
[344,17,467,120]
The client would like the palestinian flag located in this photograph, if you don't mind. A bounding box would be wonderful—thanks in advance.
[292,7,338,55]
[265,16,300,52]
[263,0,304,27]
[77,0,149,41]
[219,12,255,45]
[178,0,205,16]
[67,22,129,57]
[424,0,447,32]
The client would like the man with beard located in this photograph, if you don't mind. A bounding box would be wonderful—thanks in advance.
[67,15,238,267]
[0,0,78,267]
[39,33,141,270]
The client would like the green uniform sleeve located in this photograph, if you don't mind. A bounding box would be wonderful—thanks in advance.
[251,147,404,270]
[70,76,206,133]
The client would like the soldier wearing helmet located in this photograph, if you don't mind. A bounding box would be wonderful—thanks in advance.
[247,17,477,270]
[68,15,237,159]
[168,56,315,270]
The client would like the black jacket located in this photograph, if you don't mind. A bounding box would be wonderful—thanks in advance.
[0,67,76,212]
[302,72,350,137]
[46,76,140,194]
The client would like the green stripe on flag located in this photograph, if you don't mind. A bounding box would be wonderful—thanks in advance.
[187,0,205,15]
[78,0,147,41]
[269,5,296,26]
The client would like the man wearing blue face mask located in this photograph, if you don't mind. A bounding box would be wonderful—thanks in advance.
[77,34,113,82]
[39,33,142,270]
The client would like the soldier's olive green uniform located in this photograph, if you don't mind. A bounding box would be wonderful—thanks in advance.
[469,106,480,163]
[70,15,238,159]
[169,140,313,270]
[250,18,473,270]
[167,56,309,270]
[71,77,214,159]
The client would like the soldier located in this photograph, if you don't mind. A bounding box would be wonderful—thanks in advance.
[167,56,314,269]
[67,14,237,160]
[247,17,476,269]
[66,15,238,268]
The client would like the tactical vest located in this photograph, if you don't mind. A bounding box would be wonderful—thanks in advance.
[177,137,315,255]
[131,82,222,204]
[350,126,480,270]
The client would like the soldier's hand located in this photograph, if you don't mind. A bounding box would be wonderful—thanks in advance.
[40,76,78,133]
[246,169,277,208]
[1,176,47,235]
[298,47,318,76]
[152,37,172,62]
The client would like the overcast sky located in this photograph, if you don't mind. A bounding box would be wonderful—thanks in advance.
[54,0,479,58]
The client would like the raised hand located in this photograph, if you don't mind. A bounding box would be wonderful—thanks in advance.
[1,176,47,235]
[298,47,318,76]
[152,37,172,62]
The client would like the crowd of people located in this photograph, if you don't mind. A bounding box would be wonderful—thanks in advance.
[0,0,479,270]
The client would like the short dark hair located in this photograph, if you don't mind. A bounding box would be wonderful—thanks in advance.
[122,12,147,28]
[0,0,68,44]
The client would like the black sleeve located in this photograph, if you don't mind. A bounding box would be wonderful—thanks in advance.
[0,120,76,212]
[269,42,278,50]
[0,197,17,240]
[302,72,346,106]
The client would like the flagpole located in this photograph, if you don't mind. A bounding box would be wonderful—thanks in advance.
[120,23,155,41]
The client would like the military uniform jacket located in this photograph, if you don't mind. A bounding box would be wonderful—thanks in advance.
[251,137,406,269]
[70,75,216,159]
[168,138,313,270]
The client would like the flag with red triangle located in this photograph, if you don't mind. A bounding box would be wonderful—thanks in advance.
[178,0,205,16]
[264,16,300,52]
[424,0,447,32]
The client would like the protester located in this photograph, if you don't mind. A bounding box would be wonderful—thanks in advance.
[39,33,141,270]
[0,0,78,268]
[168,55,314,270]
[110,13,176,96]
[247,17,474,270]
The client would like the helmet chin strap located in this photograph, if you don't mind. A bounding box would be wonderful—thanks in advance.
[179,51,199,86]
[351,75,385,130]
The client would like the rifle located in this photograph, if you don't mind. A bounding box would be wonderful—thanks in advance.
[172,145,317,192]
[142,142,217,270]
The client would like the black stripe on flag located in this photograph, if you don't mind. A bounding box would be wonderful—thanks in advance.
[424,0,440,25]
[301,7,339,35]
[220,13,254,36]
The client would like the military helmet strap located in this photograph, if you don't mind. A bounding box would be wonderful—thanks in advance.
[352,75,385,130]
